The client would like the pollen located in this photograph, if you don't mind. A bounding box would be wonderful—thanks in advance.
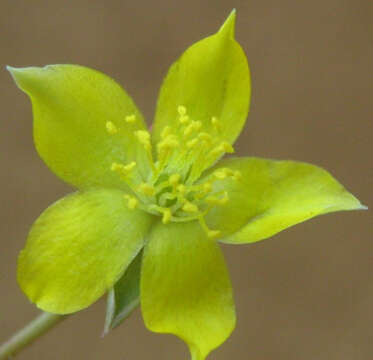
[125,114,136,123]
[106,121,118,134]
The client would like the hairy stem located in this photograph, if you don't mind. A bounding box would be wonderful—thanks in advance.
[0,312,66,359]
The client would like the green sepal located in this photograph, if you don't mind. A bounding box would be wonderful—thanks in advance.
[7,64,150,190]
[152,10,250,178]
[104,250,142,334]
[201,157,366,244]
[141,221,235,360]
[18,189,153,314]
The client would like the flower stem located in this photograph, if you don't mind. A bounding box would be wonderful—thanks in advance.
[0,312,66,359]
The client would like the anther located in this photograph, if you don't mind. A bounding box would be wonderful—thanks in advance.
[206,191,229,205]
[220,141,234,153]
[138,183,155,196]
[125,114,136,123]
[135,130,151,150]
[161,208,172,224]
[111,161,136,177]
[106,121,118,134]
[182,201,199,213]
[202,182,212,193]
[187,138,199,148]
[179,115,189,124]
[198,132,212,143]
[177,105,187,116]
[169,173,181,186]
[214,168,230,180]
[184,121,202,137]
[210,141,234,156]
[177,184,186,194]
[157,135,179,152]
[211,116,220,131]
[124,195,139,209]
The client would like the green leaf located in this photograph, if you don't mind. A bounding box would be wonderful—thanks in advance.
[7,65,150,190]
[201,157,366,244]
[152,10,250,178]
[18,189,153,314]
[104,250,142,334]
[141,221,235,360]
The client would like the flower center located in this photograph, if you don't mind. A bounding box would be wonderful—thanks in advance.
[106,106,241,238]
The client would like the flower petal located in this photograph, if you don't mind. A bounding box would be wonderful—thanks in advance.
[18,189,154,314]
[201,157,366,244]
[152,10,250,178]
[7,65,150,190]
[104,250,142,334]
[141,221,235,360]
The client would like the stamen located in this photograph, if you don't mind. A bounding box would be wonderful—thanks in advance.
[125,114,136,123]
[124,195,139,209]
[157,135,179,153]
[179,115,189,124]
[177,105,187,116]
[206,191,229,205]
[198,132,213,143]
[177,184,187,195]
[111,161,137,177]
[187,138,199,148]
[220,141,234,153]
[214,168,231,180]
[211,116,221,132]
[161,208,172,224]
[183,121,202,137]
[210,141,234,157]
[106,121,118,134]
[138,183,155,196]
[198,216,221,239]
[169,173,181,186]
[161,126,171,139]
[182,201,199,213]
[135,130,151,150]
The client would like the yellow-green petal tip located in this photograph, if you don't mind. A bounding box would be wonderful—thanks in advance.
[219,9,236,38]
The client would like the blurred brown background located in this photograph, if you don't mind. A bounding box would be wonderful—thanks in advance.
[0,0,372,359]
